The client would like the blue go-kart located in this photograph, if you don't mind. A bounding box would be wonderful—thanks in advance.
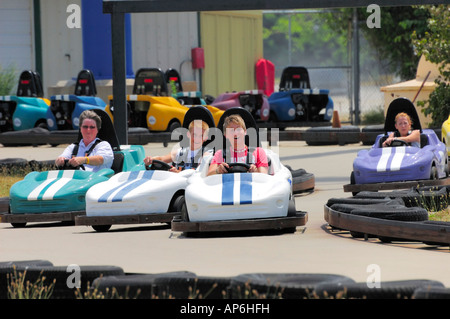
[46,69,107,131]
[268,66,334,123]
[1,109,146,228]
[0,70,49,132]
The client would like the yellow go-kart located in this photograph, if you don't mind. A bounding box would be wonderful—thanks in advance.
[106,68,223,132]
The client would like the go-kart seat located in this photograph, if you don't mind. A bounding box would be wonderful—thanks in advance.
[111,152,124,174]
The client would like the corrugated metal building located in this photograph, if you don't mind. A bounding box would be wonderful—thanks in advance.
[0,0,263,101]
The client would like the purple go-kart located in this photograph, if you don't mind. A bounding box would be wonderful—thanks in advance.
[344,98,449,194]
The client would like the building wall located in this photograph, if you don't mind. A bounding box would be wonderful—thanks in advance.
[40,0,83,95]
[0,0,34,92]
[200,11,263,97]
[131,12,199,84]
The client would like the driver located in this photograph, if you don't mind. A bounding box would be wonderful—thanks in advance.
[382,112,420,147]
[143,119,210,172]
[55,110,114,172]
[207,114,268,175]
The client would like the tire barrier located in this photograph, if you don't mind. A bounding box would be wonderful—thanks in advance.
[228,273,355,299]
[0,260,448,299]
[324,187,450,246]
[303,125,361,146]
[0,260,55,299]
[285,165,315,194]
[0,126,441,147]
[313,279,445,299]
[0,264,124,299]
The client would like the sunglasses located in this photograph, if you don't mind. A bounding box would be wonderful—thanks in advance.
[81,125,97,130]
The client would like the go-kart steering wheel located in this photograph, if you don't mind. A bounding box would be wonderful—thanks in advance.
[58,159,85,170]
[146,159,172,171]
[225,163,250,173]
[390,139,410,147]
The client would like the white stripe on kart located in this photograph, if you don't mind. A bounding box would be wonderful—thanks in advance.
[376,147,406,172]
[390,146,405,171]
[27,171,74,200]
[27,171,60,200]
[41,170,75,200]
[377,147,392,172]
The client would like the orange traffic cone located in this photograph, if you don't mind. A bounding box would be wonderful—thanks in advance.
[332,110,341,128]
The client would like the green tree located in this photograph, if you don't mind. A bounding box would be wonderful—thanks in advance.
[0,64,17,95]
[323,6,430,80]
[412,5,450,127]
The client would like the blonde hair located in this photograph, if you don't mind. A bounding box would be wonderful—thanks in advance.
[395,112,412,125]
[223,114,246,131]
[188,120,209,133]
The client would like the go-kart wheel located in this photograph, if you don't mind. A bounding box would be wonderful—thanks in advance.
[147,159,172,171]
[11,222,26,228]
[390,139,409,147]
[225,163,250,173]
[92,225,111,232]
[430,166,438,180]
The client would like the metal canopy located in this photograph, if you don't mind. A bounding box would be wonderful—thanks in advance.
[103,0,444,144]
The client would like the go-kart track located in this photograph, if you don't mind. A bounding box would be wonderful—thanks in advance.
[1,140,449,299]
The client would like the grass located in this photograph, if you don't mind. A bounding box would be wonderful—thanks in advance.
[0,162,55,197]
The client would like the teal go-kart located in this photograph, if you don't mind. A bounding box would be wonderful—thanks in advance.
[267,66,334,123]
[0,70,49,132]
[1,109,146,228]
[46,69,107,131]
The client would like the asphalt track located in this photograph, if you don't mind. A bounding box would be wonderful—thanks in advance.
[1,140,449,288]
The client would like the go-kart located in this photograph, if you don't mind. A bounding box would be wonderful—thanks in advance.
[1,109,146,228]
[211,90,270,122]
[0,70,49,132]
[75,106,217,232]
[267,66,334,123]
[46,69,107,131]
[344,98,449,194]
[171,107,308,234]
[106,68,223,132]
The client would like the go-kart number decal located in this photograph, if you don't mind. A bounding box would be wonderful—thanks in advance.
[97,170,155,203]
[221,173,252,205]
[27,170,75,200]
[376,147,405,172]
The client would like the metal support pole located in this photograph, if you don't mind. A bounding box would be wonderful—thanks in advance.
[352,8,360,125]
[111,11,128,145]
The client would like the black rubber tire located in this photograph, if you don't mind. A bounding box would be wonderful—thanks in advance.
[350,207,429,222]
[412,287,450,299]
[153,275,233,299]
[0,260,55,299]
[92,225,112,232]
[313,279,445,299]
[92,271,197,299]
[303,125,360,146]
[229,273,355,299]
[326,197,398,207]
[329,201,406,214]
[1,264,124,299]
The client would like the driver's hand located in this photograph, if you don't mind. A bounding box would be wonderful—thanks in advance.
[382,137,394,147]
[69,156,85,167]
[55,157,66,167]
[248,164,257,173]
[215,163,229,174]
[144,156,153,166]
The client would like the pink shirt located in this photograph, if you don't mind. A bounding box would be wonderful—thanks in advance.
[211,146,269,168]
